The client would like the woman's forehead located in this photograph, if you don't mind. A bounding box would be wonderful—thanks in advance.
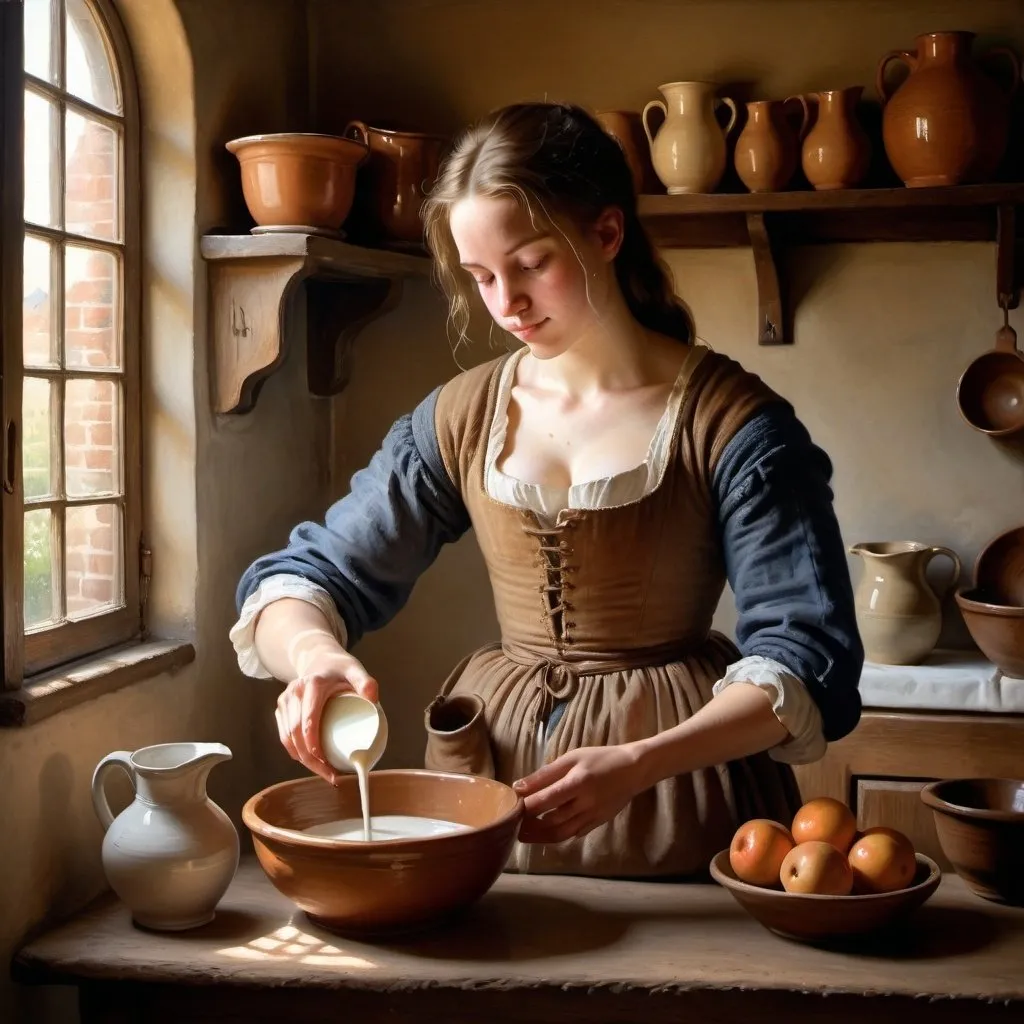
[450,194,548,251]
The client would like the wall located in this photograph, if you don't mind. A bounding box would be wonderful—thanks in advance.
[309,0,1024,752]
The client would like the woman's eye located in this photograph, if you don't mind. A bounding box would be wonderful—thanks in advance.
[474,275,494,287]
[522,256,548,273]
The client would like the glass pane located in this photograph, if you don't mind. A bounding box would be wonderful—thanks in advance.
[66,0,120,114]
[24,0,57,84]
[25,508,56,628]
[24,90,60,228]
[23,377,55,500]
[23,235,58,367]
[65,377,120,497]
[66,503,122,620]
[66,111,119,242]
[65,245,119,368]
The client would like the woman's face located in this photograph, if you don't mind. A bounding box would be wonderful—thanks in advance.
[449,194,619,358]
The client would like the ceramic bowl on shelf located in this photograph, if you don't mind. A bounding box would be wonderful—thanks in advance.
[225,132,368,235]
[975,525,1024,607]
[954,587,1024,678]
[709,849,941,942]
[921,778,1024,907]
[242,770,523,937]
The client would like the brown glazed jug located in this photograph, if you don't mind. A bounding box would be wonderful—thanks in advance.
[734,98,810,193]
[344,122,448,245]
[877,31,1020,187]
[595,110,658,194]
[849,541,962,665]
[798,87,871,190]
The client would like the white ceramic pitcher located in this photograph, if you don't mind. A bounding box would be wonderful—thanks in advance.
[92,741,239,931]
[643,81,738,194]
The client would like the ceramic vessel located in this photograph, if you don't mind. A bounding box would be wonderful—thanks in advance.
[642,82,738,194]
[877,31,1020,187]
[243,770,522,936]
[799,87,871,190]
[710,849,941,942]
[956,312,1024,438]
[974,524,1024,606]
[225,132,367,234]
[849,541,961,664]
[734,97,809,193]
[955,588,1024,678]
[344,122,447,245]
[921,778,1024,906]
[92,741,239,931]
[595,110,657,194]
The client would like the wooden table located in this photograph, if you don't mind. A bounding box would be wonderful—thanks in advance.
[13,858,1024,1023]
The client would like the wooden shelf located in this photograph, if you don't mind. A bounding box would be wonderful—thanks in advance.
[638,184,1024,345]
[200,233,431,414]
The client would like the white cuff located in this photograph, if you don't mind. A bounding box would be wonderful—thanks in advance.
[229,574,349,679]
[712,655,827,765]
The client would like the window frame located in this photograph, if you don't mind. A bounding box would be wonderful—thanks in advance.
[2,0,142,688]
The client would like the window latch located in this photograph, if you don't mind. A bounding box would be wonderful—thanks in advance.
[3,421,15,495]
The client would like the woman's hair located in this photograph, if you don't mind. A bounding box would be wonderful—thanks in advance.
[422,102,693,350]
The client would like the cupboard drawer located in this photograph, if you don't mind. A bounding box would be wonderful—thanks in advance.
[854,777,950,871]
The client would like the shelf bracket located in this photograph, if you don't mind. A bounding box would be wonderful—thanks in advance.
[746,212,788,345]
[996,204,1019,311]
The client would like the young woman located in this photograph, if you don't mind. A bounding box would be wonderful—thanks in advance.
[231,102,863,878]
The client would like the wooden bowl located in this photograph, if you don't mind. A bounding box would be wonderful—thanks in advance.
[975,525,1024,607]
[955,587,1024,677]
[242,770,523,937]
[921,778,1024,906]
[225,132,367,233]
[709,849,941,942]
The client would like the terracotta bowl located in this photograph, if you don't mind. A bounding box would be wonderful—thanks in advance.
[920,779,1024,906]
[225,132,368,233]
[709,849,941,942]
[955,587,1024,677]
[975,525,1024,606]
[242,769,523,937]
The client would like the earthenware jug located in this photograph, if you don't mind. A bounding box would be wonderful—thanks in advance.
[344,121,447,245]
[798,87,871,190]
[642,81,738,194]
[877,31,1020,186]
[596,110,654,194]
[734,97,809,193]
[92,741,239,931]
[849,541,962,665]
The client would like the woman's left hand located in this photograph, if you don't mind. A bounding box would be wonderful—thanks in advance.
[513,744,647,844]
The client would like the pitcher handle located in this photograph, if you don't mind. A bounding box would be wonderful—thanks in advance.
[926,546,962,598]
[876,50,917,105]
[717,96,739,136]
[91,751,135,832]
[783,94,811,140]
[641,100,667,148]
[981,46,1021,99]
[344,119,370,145]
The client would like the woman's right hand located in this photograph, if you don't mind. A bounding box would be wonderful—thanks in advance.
[275,648,379,785]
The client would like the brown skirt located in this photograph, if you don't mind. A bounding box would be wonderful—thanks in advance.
[424,634,801,878]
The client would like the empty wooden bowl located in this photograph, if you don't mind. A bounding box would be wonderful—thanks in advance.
[709,849,941,942]
[975,525,1024,606]
[956,320,1024,438]
[242,770,523,936]
[225,132,368,234]
[955,587,1024,677]
[920,778,1024,906]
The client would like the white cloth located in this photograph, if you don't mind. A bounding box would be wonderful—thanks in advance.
[231,347,827,763]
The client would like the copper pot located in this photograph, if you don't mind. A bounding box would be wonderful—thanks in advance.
[956,305,1024,438]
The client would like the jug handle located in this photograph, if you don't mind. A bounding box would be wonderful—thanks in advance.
[641,100,667,148]
[981,47,1021,99]
[91,751,135,832]
[717,97,739,136]
[876,50,917,105]
[925,546,962,598]
[344,119,370,145]
[783,94,811,140]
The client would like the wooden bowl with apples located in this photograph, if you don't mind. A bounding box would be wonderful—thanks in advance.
[710,797,941,942]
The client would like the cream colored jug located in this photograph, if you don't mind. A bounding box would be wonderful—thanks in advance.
[92,741,239,930]
[642,81,738,194]
[849,541,961,665]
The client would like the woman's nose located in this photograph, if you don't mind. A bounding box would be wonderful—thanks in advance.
[497,280,528,318]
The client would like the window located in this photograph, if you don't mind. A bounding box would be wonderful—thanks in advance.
[2,0,142,686]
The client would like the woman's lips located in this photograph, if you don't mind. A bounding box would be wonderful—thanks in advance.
[508,319,548,339]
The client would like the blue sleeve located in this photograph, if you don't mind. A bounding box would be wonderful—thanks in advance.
[714,402,864,742]
[235,387,471,648]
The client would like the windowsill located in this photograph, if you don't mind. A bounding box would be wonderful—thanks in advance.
[0,638,196,727]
